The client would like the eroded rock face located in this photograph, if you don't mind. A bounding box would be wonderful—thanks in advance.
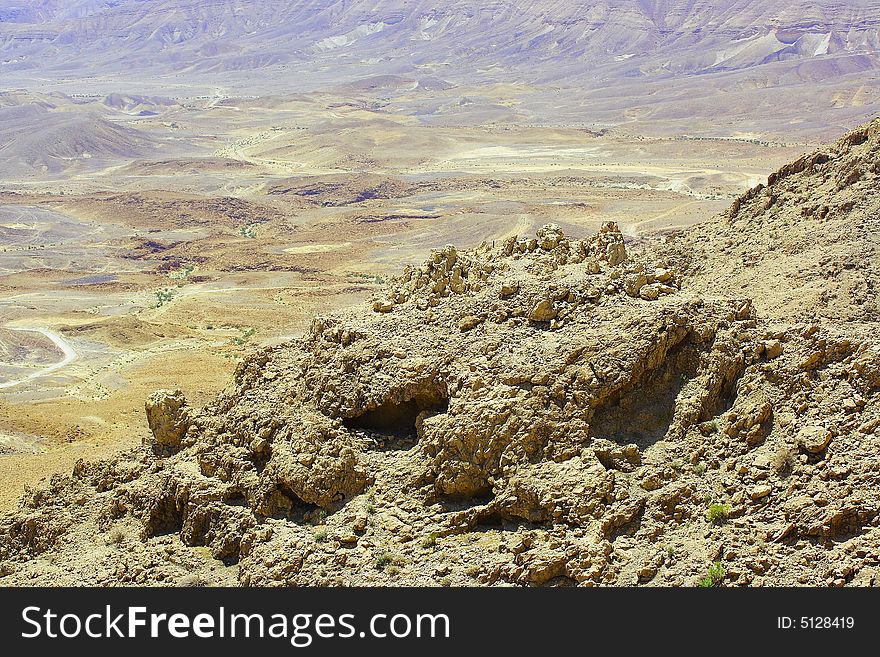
[145,389,190,449]
[3,119,880,588]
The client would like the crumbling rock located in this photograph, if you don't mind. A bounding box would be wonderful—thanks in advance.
[145,389,191,449]
[4,119,880,587]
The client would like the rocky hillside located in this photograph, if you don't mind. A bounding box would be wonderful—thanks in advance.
[2,118,880,587]
[665,117,880,324]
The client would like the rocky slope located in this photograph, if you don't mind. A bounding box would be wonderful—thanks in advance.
[2,118,880,587]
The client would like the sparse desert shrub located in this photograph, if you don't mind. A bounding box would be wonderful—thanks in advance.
[314,528,329,543]
[706,503,730,525]
[232,327,257,346]
[154,288,174,307]
[697,562,725,588]
[693,462,708,476]
[169,264,194,280]
[375,552,394,571]
[421,533,438,549]
[107,527,128,546]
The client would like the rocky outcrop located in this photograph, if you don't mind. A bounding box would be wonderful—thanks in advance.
[145,389,191,449]
[671,116,880,323]
[3,119,880,587]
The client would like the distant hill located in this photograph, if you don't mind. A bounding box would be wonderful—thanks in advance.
[0,101,164,175]
[0,1,877,136]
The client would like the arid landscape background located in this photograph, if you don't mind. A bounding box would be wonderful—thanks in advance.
[1,1,879,587]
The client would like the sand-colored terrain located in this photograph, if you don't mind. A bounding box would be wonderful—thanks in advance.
[3,118,880,587]
[0,0,879,588]
[0,114,812,510]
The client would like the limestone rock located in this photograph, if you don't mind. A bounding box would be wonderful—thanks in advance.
[373,298,394,313]
[529,299,557,322]
[797,425,832,453]
[625,272,648,298]
[499,280,519,298]
[639,284,661,301]
[750,485,772,500]
[459,315,483,332]
[145,389,190,448]
[764,340,783,359]
[594,221,627,266]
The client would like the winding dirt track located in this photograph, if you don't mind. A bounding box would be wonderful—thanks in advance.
[0,327,78,390]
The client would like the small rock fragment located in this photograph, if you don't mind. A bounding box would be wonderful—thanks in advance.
[529,299,557,322]
[797,425,832,453]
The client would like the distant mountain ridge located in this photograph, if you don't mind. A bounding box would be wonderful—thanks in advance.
[1,1,878,137]
[2,1,877,80]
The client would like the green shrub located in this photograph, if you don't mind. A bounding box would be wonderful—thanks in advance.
[706,503,730,525]
[697,561,725,588]
[169,264,195,280]
[154,288,175,307]
[375,552,394,571]
[232,327,256,346]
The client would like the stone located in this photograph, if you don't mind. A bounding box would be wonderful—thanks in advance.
[529,299,557,322]
[594,221,627,266]
[536,223,564,250]
[625,272,648,297]
[459,315,483,331]
[637,563,658,581]
[499,280,519,298]
[145,389,190,448]
[797,425,832,453]
[372,298,394,313]
[639,284,661,301]
[750,485,772,500]
[605,242,626,266]
[764,340,783,359]
[653,268,673,283]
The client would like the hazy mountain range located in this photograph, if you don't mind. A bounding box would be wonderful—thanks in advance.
[2,1,878,82]
[1,1,878,140]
